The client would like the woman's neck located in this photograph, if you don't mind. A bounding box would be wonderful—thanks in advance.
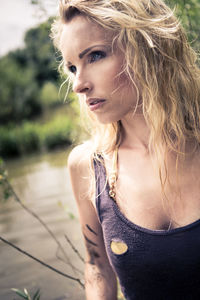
[120,113,150,152]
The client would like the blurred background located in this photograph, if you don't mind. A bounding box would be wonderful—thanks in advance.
[0,0,80,160]
[0,1,84,300]
[0,0,199,299]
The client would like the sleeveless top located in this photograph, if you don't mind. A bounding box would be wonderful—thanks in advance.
[94,158,200,300]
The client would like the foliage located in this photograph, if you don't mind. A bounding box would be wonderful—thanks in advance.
[39,81,61,107]
[167,0,200,51]
[0,17,63,126]
[0,54,41,124]
[0,16,77,158]
[0,114,76,158]
[40,115,74,150]
[24,18,59,86]
[17,122,41,154]
[12,288,40,300]
[0,158,12,201]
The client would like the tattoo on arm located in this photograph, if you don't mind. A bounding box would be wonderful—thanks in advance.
[84,224,100,264]
[83,233,98,247]
[86,224,98,235]
[84,224,98,246]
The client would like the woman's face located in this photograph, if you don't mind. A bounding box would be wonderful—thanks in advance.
[60,15,139,124]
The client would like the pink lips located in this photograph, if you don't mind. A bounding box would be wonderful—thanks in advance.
[87,98,106,111]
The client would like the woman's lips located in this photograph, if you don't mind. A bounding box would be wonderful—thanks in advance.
[87,98,106,111]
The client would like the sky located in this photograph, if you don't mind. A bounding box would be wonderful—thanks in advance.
[0,0,59,56]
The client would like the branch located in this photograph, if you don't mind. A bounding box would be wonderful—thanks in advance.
[65,234,84,263]
[0,236,84,289]
[5,178,82,275]
[1,162,85,287]
[55,247,84,276]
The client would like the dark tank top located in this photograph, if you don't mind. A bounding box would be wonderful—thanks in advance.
[94,158,200,300]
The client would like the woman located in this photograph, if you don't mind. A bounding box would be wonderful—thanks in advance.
[51,0,200,299]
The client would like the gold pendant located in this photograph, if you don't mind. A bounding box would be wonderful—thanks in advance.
[110,240,128,255]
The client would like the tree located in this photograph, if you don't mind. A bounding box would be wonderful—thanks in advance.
[0,54,41,124]
[24,18,59,86]
[0,18,61,125]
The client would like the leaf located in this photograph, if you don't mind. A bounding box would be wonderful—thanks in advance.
[11,288,28,299]
[4,189,12,200]
[24,288,29,296]
[33,289,40,300]
[68,212,75,220]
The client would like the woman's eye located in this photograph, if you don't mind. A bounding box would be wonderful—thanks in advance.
[68,65,76,73]
[88,51,106,63]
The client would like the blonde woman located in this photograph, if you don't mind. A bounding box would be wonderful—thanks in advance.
[51,0,200,299]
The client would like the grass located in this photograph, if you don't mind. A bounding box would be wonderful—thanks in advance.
[0,113,77,158]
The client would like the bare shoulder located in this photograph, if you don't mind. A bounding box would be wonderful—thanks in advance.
[68,143,91,173]
[67,142,95,205]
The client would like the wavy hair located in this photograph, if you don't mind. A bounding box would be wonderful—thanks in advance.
[51,0,200,209]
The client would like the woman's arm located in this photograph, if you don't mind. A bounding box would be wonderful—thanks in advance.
[83,207,117,300]
[68,145,117,300]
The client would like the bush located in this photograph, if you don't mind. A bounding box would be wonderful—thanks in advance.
[41,116,73,150]
[39,82,61,108]
[0,114,76,158]
[0,127,20,158]
[17,122,41,154]
[0,55,41,124]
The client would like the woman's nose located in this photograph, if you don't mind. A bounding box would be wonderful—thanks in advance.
[73,75,92,94]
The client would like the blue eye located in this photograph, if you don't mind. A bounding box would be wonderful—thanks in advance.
[68,65,76,73]
[89,51,106,63]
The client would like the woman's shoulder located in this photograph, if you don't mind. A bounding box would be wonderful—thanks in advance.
[68,142,96,205]
[67,142,92,173]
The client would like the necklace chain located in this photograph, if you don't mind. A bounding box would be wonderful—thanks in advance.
[108,148,118,201]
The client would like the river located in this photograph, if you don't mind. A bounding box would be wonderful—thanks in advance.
[0,149,85,300]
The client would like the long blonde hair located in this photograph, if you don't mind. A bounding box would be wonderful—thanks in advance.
[51,0,200,206]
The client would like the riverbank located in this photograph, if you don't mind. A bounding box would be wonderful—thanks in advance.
[0,101,80,159]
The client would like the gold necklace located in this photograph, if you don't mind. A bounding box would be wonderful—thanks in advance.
[109,147,118,201]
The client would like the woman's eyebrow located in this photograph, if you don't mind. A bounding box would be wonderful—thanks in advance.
[79,44,109,59]
[65,44,111,66]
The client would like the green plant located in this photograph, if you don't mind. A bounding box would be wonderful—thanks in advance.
[41,116,74,150]
[0,112,78,158]
[0,157,12,201]
[39,81,61,108]
[11,288,40,300]
[0,128,20,158]
[17,122,41,154]
[167,0,200,51]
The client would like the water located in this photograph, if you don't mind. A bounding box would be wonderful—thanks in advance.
[0,149,85,300]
